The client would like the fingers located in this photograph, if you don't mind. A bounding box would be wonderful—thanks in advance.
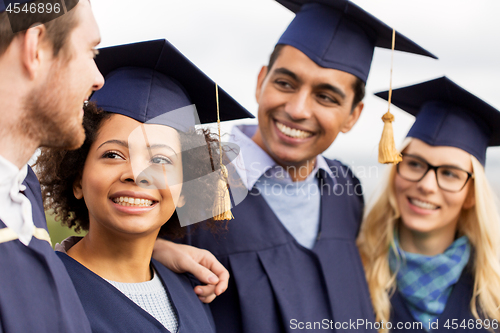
[194,284,218,304]
[197,294,217,304]
[152,239,230,301]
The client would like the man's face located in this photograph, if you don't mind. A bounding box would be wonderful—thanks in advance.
[253,45,363,168]
[25,0,103,150]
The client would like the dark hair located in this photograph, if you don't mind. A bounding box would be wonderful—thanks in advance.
[36,102,225,239]
[267,44,365,112]
[0,0,79,58]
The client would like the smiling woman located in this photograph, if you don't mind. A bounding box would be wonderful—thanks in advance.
[34,38,252,333]
[357,77,500,333]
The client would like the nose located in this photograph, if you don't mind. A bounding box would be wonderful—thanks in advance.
[119,164,153,188]
[284,89,312,120]
[417,169,439,193]
[92,63,105,91]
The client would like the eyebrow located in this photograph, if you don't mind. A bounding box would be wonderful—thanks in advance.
[315,83,346,100]
[410,154,469,170]
[98,139,127,150]
[147,143,178,157]
[272,67,346,100]
[273,67,300,82]
[97,140,177,157]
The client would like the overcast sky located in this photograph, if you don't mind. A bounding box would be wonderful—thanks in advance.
[90,0,500,196]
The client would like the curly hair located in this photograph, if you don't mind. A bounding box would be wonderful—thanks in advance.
[36,102,226,239]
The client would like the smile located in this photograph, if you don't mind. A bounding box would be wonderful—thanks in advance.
[275,121,313,139]
[408,197,439,210]
[112,196,155,207]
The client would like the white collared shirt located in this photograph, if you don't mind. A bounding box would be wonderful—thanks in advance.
[0,155,35,246]
[230,125,335,190]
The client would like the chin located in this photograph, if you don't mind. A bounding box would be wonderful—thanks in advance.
[400,218,438,235]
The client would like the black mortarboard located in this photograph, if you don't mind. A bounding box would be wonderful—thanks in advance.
[276,0,437,82]
[375,76,500,165]
[91,39,253,129]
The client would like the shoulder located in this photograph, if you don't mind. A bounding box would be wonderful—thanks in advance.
[322,156,364,202]
[322,157,361,182]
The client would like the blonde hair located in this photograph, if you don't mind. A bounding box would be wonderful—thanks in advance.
[357,138,500,332]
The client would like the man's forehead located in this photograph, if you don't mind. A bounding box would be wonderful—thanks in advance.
[271,46,357,89]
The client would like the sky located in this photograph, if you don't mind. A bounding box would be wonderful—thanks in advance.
[90,0,500,197]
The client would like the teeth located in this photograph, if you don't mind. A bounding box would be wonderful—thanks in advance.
[112,197,154,207]
[276,122,313,139]
[409,198,438,210]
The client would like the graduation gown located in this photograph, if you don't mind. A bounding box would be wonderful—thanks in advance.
[390,267,492,332]
[0,167,92,333]
[57,253,216,333]
[186,159,376,333]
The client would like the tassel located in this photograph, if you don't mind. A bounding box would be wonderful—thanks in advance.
[213,83,234,221]
[378,111,402,164]
[378,29,402,165]
[213,164,234,220]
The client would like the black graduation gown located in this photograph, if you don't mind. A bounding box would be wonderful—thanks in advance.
[390,268,493,332]
[186,159,376,333]
[0,166,92,333]
[57,253,216,333]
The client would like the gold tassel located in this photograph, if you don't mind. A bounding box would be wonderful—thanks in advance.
[378,29,402,165]
[213,83,234,221]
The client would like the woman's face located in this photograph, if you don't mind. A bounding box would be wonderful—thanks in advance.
[74,114,184,237]
[394,139,475,237]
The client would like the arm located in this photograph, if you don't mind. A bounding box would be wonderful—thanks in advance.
[152,238,229,303]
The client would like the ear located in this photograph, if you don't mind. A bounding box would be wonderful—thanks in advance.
[176,194,186,208]
[463,181,476,209]
[21,25,48,80]
[73,178,83,200]
[255,66,268,103]
[340,101,364,133]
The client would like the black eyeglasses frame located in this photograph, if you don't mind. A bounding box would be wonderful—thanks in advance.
[397,153,474,193]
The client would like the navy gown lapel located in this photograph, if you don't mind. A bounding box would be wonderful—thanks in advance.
[186,159,376,333]
[391,266,488,332]
[0,166,92,333]
[313,167,375,329]
[57,253,215,333]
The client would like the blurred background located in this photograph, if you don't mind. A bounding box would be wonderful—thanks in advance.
[46,0,500,246]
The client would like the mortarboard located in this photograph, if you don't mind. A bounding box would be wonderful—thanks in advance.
[276,0,437,82]
[375,76,500,165]
[91,39,253,128]
[91,39,252,225]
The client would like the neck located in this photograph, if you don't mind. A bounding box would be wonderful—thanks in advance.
[252,128,316,182]
[67,226,158,283]
[398,221,458,256]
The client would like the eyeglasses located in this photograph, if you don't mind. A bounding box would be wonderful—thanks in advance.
[396,154,473,192]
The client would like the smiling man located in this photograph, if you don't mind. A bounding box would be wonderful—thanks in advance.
[178,1,437,332]
[0,1,103,331]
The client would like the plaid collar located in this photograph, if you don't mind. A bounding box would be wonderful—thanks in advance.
[389,235,471,330]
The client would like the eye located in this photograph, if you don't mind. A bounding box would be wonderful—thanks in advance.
[406,159,425,169]
[102,151,124,160]
[151,155,173,165]
[440,168,461,179]
[274,79,294,90]
[316,93,338,105]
